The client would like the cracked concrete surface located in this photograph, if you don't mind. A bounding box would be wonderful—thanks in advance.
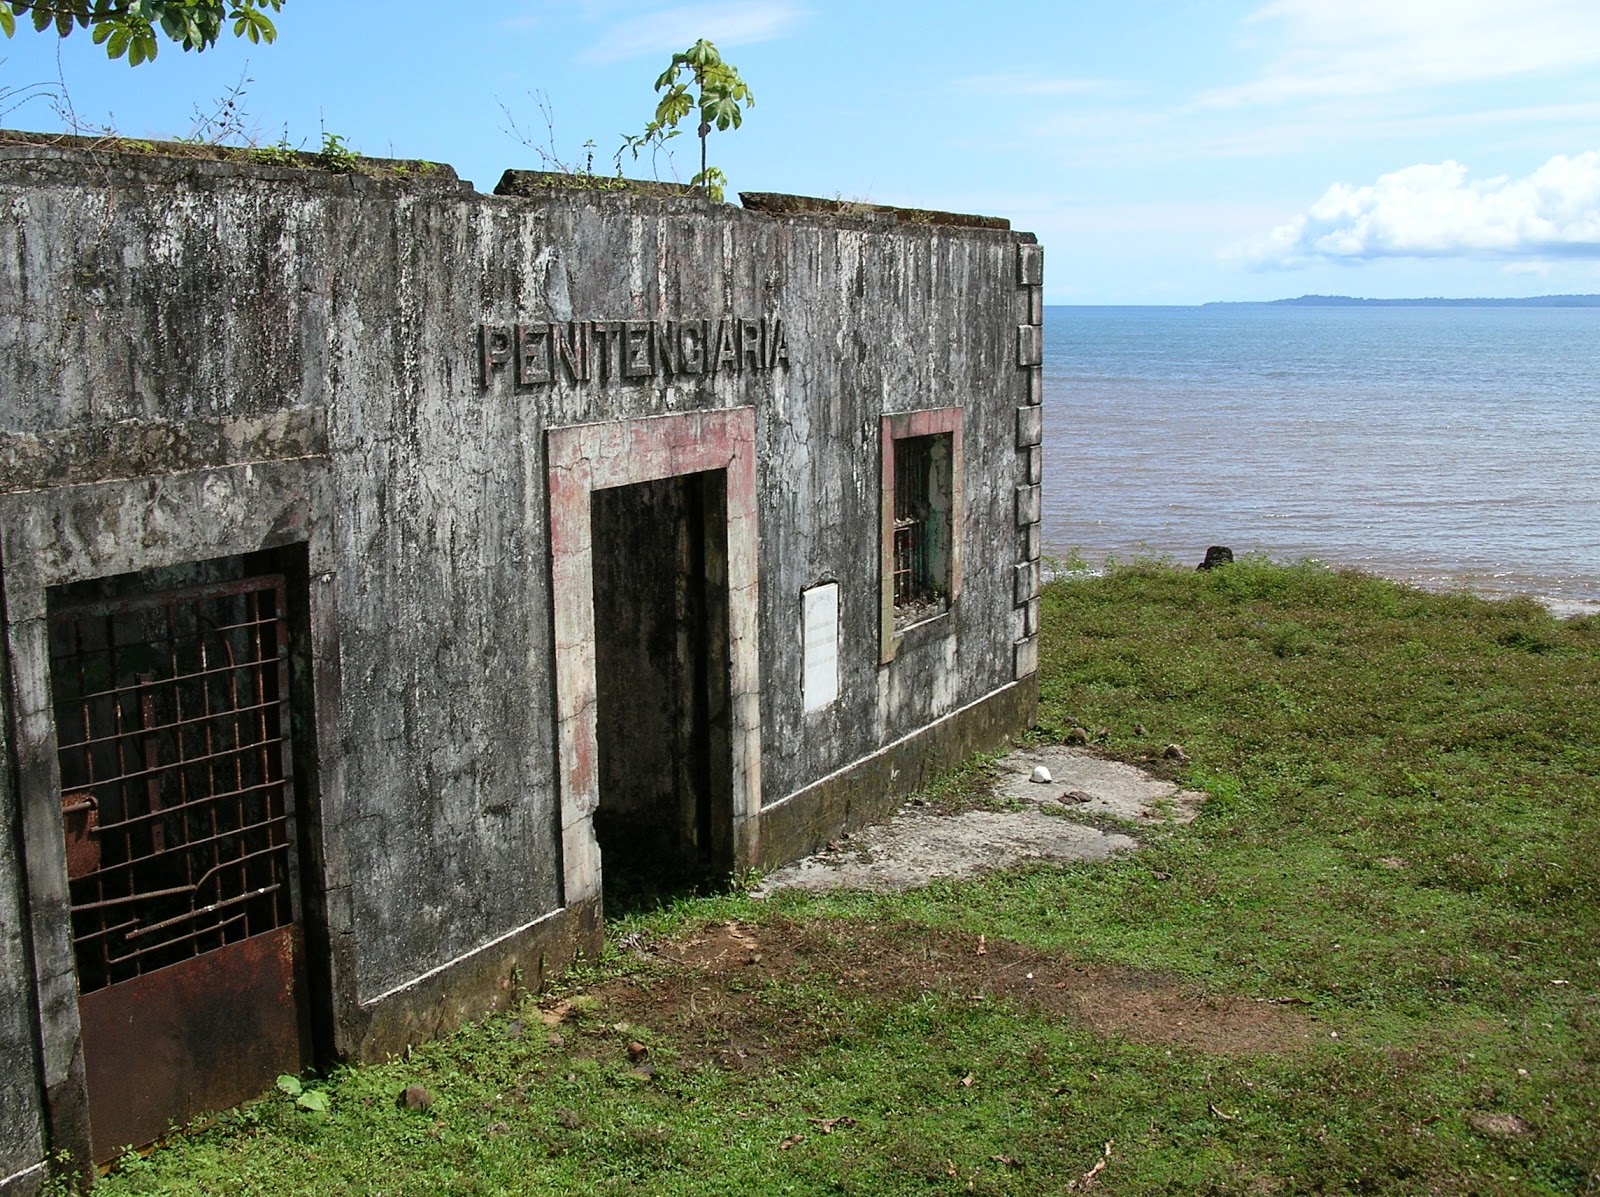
[754,747,1206,895]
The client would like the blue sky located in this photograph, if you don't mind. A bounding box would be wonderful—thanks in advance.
[4,0,1600,304]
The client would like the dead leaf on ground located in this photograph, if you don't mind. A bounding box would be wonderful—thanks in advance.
[1067,1139,1114,1191]
[807,1116,857,1134]
[778,1134,805,1150]
[1209,1103,1235,1120]
[537,1000,574,1026]
[957,1071,975,1088]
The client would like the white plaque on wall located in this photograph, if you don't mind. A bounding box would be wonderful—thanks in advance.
[802,583,840,713]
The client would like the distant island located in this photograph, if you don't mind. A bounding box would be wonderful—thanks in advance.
[1206,294,1600,308]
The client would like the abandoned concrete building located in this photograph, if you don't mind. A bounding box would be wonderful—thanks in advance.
[0,133,1044,1190]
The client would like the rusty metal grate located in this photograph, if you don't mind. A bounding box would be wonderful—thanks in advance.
[893,435,933,607]
[48,575,296,995]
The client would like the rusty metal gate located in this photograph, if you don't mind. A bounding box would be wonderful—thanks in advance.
[47,573,311,1161]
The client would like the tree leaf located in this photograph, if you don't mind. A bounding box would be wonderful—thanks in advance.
[275,1074,303,1097]
[296,1089,330,1113]
[16,0,278,62]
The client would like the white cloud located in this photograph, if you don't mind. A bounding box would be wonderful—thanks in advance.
[1225,152,1600,267]
[1201,0,1600,106]
[581,2,805,62]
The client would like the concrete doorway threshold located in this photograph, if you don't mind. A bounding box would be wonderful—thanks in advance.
[752,747,1207,896]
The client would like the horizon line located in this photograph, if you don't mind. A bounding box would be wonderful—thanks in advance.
[1045,293,1600,308]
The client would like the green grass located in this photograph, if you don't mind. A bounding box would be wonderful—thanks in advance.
[82,562,1600,1195]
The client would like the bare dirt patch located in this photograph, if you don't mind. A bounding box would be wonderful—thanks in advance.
[546,920,1319,1069]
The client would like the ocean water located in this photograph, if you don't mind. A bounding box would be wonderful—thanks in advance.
[1041,305,1600,611]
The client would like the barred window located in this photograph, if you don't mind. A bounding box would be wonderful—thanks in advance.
[879,408,963,663]
[892,432,953,620]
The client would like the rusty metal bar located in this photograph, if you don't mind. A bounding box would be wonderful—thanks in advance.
[51,573,296,994]
[66,819,288,898]
[69,918,138,946]
[69,883,198,914]
[122,886,278,941]
[58,739,284,803]
[107,911,250,961]
[90,776,284,833]
[50,662,280,720]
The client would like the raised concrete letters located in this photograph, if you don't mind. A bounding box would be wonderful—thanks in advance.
[482,317,789,389]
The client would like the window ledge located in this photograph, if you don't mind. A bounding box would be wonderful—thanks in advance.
[884,603,957,663]
[893,596,950,634]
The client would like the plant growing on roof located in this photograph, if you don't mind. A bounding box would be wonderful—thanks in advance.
[630,37,752,202]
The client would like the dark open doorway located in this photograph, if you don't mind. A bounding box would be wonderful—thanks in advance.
[589,469,733,915]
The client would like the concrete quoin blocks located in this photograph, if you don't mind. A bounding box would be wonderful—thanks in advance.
[1013,242,1044,681]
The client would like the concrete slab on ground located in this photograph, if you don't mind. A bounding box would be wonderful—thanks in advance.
[754,746,1206,896]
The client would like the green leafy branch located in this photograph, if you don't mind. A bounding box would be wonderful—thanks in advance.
[0,1,284,66]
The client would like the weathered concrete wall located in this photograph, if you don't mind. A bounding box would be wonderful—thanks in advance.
[0,135,1040,1183]
[0,680,48,1195]
[751,219,1027,800]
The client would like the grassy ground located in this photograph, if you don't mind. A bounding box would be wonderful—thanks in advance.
[83,562,1599,1195]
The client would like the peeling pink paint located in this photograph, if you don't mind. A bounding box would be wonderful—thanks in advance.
[546,408,763,904]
